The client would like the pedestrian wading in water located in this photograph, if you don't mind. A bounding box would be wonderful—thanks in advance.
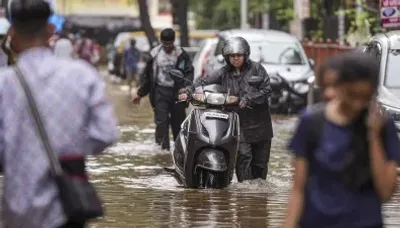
[186,36,273,182]
[284,52,400,228]
[132,28,194,151]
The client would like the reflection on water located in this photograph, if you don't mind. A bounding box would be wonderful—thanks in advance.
[88,81,400,227]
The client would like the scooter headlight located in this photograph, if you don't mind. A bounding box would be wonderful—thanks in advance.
[293,82,310,94]
[226,96,239,104]
[192,93,205,102]
[206,93,226,105]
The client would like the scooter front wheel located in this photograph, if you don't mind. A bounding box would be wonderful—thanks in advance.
[198,168,225,189]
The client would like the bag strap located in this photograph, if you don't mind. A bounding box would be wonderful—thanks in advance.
[14,66,63,176]
[306,102,326,175]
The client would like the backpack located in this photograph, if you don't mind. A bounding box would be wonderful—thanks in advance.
[304,102,326,176]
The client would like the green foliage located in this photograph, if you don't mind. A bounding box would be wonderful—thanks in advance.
[190,0,296,30]
[190,0,233,29]
[269,0,294,31]
[249,0,267,14]
[342,6,384,36]
[307,0,324,39]
[190,0,379,41]
[215,0,241,29]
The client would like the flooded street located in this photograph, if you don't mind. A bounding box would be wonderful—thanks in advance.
[88,75,400,228]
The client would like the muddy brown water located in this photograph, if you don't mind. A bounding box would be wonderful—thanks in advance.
[88,77,400,228]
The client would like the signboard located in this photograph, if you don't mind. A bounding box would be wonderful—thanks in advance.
[381,0,400,28]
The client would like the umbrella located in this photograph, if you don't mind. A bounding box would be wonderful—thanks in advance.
[48,14,65,33]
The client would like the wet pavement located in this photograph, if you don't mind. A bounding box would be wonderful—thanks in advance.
[88,75,400,228]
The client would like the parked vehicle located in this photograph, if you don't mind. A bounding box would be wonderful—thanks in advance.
[192,38,218,80]
[307,31,400,131]
[364,31,400,130]
[270,72,312,114]
[206,29,315,113]
[165,69,240,189]
[203,42,219,79]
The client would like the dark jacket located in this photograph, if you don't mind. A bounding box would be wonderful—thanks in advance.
[191,60,273,142]
[137,45,194,107]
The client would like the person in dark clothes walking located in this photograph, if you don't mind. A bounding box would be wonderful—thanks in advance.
[132,28,194,151]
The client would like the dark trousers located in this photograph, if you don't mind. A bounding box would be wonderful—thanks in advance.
[153,86,186,150]
[236,139,271,182]
[58,221,85,228]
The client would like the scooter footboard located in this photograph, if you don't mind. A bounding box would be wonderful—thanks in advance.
[195,148,227,172]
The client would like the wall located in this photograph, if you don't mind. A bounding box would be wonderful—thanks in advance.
[55,0,195,30]
[55,0,177,29]
[55,0,140,16]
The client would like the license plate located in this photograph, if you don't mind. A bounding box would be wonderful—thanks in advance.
[204,112,229,119]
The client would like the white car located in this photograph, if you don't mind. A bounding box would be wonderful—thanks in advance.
[192,38,218,81]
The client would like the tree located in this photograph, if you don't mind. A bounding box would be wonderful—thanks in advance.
[171,0,189,47]
[137,0,159,49]
[343,0,384,45]
[190,0,219,29]
[190,0,294,30]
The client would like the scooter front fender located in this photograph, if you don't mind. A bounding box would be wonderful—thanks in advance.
[195,148,227,172]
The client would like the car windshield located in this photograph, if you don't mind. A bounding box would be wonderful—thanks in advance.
[385,49,400,88]
[249,41,306,65]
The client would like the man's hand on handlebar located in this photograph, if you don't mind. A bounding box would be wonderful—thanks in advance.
[178,93,189,101]
[178,88,189,102]
[239,99,248,109]
[239,99,253,109]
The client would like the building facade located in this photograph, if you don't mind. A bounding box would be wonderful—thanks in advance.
[55,0,177,29]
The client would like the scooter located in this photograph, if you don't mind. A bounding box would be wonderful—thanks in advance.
[165,69,240,189]
[269,72,311,114]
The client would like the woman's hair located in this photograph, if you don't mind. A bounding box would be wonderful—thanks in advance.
[7,0,53,36]
[332,52,381,190]
[335,52,380,91]
[316,55,344,87]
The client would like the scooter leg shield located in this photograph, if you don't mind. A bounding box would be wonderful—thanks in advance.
[196,149,227,172]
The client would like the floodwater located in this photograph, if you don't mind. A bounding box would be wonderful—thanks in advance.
[88,76,400,228]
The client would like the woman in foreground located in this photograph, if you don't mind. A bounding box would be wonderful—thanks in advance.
[284,52,400,228]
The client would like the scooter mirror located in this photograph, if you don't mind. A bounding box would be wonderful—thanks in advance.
[216,54,224,63]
